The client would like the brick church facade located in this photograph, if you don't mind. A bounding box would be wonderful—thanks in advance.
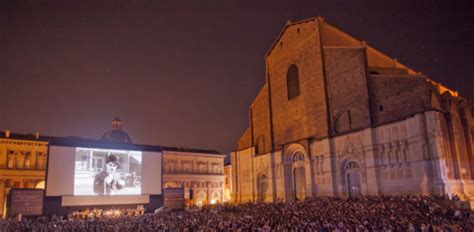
[230,17,474,204]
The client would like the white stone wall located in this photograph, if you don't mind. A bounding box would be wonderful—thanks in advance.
[373,114,430,194]
[232,111,474,203]
[424,111,474,202]
[270,151,285,202]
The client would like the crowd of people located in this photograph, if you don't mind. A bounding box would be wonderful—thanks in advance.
[70,208,145,220]
[1,195,472,231]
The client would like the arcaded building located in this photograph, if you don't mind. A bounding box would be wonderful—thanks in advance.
[162,148,226,206]
[231,17,474,204]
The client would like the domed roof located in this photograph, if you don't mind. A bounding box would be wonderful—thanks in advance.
[101,130,133,143]
[101,117,133,143]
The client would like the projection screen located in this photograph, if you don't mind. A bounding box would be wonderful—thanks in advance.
[46,145,162,206]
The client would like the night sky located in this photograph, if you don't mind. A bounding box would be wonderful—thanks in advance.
[1,1,473,154]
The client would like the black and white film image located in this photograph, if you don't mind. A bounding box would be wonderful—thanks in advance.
[74,148,142,196]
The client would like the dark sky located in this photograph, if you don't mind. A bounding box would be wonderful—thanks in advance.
[1,0,473,154]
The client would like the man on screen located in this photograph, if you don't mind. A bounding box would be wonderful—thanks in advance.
[93,154,125,195]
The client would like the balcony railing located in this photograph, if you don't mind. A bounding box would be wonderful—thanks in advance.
[0,165,46,171]
[163,170,224,175]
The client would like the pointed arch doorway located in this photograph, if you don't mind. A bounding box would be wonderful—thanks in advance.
[344,161,361,198]
[292,152,306,201]
[258,174,268,202]
[283,143,311,202]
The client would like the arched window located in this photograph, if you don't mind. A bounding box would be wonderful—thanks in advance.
[344,161,360,170]
[287,64,300,100]
[293,153,305,162]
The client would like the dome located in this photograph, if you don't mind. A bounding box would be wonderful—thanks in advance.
[101,117,133,143]
[101,130,133,143]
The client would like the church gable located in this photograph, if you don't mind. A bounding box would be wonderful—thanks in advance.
[320,20,361,47]
[265,18,329,146]
[265,17,318,58]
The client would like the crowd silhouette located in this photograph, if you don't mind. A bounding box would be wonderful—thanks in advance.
[1,195,472,231]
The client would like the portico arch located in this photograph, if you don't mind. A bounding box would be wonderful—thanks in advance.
[257,173,268,202]
[195,190,207,206]
[283,143,311,202]
[164,181,180,188]
[35,180,45,189]
[210,191,221,204]
[292,152,307,201]
[343,160,362,198]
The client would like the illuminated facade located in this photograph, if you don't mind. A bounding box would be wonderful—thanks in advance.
[231,17,474,205]
[162,149,226,206]
[0,131,48,218]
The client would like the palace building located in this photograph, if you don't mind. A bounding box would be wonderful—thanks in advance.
[230,17,474,205]
[161,148,226,206]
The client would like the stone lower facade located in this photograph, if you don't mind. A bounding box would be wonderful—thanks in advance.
[231,111,474,204]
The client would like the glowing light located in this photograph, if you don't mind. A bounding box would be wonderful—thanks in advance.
[35,181,45,189]
[196,201,203,207]
[210,199,216,204]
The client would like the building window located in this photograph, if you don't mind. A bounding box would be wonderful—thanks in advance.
[287,64,300,100]
[292,153,305,162]
[25,152,31,169]
[345,161,360,170]
[8,151,15,169]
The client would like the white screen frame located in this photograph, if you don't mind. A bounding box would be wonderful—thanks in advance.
[46,145,162,206]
